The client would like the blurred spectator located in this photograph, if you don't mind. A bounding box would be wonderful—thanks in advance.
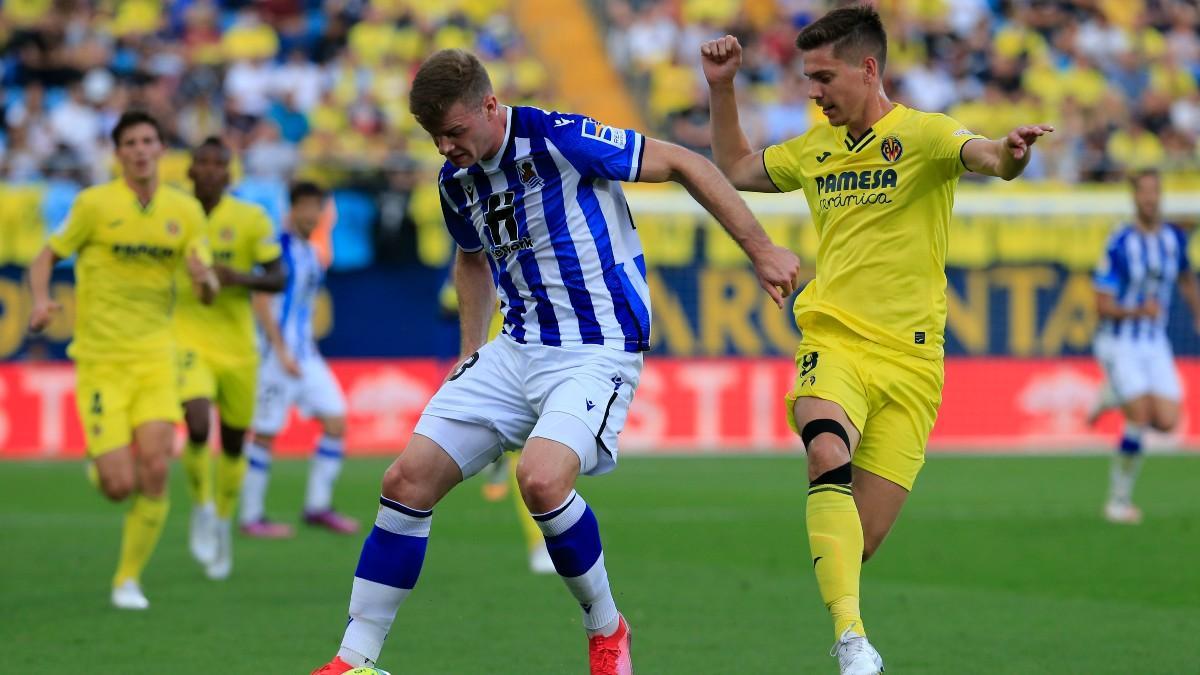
[605,0,1200,183]
[373,153,422,265]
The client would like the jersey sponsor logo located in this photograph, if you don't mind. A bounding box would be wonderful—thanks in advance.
[815,151,831,163]
[518,158,544,190]
[815,169,898,195]
[880,135,903,162]
[111,243,177,260]
[213,250,235,263]
[484,191,533,258]
[581,119,627,149]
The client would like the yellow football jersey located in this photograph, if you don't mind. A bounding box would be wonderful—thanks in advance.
[174,195,281,362]
[48,180,210,362]
[764,103,985,359]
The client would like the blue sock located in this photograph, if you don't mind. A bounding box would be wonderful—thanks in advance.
[340,497,432,665]
[1119,423,1144,455]
[533,490,619,633]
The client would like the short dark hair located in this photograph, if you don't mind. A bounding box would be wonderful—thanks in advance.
[1129,167,1161,188]
[289,181,326,205]
[795,5,888,74]
[111,110,164,145]
[409,49,493,128]
[193,135,229,159]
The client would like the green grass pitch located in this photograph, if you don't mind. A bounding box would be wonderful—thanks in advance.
[3,454,1199,673]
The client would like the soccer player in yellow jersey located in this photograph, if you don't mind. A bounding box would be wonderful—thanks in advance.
[701,7,1052,673]
[176,137,284,579]
[27,110,219,610]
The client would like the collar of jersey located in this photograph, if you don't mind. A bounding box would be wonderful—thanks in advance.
[477,105,514,173]
[837,103,907,152]
[115,178,159,213]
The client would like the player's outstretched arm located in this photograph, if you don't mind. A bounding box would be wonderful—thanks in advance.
[213,258,285,293]
[700,35,779,192]
[638,138,800,306]
[252,290,300,376]
[961,124,1055,180]
[27,245,63,333]
[455,248,496,358]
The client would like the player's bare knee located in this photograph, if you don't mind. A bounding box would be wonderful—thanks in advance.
[99,475,134,501]
[801,418,853,481]
[140,453,170,494]
[516,464,572,514]
[380,458,438,509]
[322,416,347,438]
[1150,413,1178,433]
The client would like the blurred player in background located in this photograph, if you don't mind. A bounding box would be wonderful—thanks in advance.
[1092,168,1200,524]
[310,48,798,675]
[176,137,285,579]
[240,182,360,538]
[701,6,1051,673]
[27,110,218,609]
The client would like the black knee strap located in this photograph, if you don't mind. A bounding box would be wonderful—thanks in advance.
[801,418,850,452]
[811,462,852,486]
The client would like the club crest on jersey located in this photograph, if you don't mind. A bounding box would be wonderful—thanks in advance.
[165,219,181,236]
[219,227,234,242]
[518,159,544,190]
[581,119,627,149]
[880,136,903,162]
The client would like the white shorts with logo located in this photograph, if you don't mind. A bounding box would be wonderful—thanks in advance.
[252,350,347,434]
[1095,333,1182,402]
[415,336,643,479]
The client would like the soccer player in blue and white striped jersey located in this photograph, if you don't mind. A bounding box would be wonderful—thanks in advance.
[311,49,801,675]
[241,183,358,554]
[1092,169,1200,524]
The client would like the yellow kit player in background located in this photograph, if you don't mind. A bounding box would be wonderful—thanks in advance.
[176,137,284,580]
[702,7,1052,674]
[27,110,219,610]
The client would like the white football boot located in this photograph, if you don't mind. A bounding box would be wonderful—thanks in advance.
[1104,500,1142,525]
[832,626,884,674]
[189,502,218,566]
[111,580,150,610]
[205,518,234,580]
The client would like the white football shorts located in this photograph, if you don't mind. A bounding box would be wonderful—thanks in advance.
[252,351,347,435]
[1095,333,1183,402]
[414,336,642,479]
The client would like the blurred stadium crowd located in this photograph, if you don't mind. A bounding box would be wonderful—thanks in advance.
[1,0,1198,269]
[607,0,1200,182]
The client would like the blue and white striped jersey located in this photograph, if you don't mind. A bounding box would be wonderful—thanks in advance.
[267,230,324,360]
[1093,222,1191,340]
[439,106,651,352]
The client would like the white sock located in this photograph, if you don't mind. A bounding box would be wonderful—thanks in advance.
[305,435,345,513]
[340,498,433,664]
[1109,453,1143,505]
[240,441,271,525]
[531,490,620,636]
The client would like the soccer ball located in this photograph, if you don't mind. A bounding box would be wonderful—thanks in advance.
[347,669,391,675]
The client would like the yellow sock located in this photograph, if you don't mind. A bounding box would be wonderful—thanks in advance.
[181,440,213,506]
[807,483,865,639]
[509,458,542,551]
[215,453,248,520]
[113,494,169,587]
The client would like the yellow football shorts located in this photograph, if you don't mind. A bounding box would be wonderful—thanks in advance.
[785,314,943,491]
[76,356,182,457]
[177,347,258,429]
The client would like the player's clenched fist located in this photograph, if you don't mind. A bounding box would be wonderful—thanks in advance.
[28,298,62,333]
[700,35,743,86]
